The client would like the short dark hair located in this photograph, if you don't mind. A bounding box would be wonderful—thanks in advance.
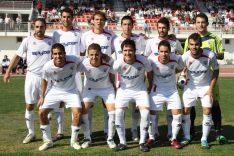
[92,11,107,21]
[61,7,73,17]
[158,40,171,52]
[157,17,170,29]
[51,43,65,54]
[87,43,102,54]
[121,15,134,26]
[195,13,208,23]
[33,18,46,27]
[121,39,136,52]
[188,33,202,47]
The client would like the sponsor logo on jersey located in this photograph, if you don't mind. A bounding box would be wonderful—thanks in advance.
[100,46,109,49]
[88,76,105,82]
[188,70,207,74]
[156,73,173,78]
[32,50,50,56]
[121,74,139,80]
[54,74,73,82]
[62,42,78,46]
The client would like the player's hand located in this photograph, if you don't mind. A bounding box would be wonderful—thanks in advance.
[3,73,11,83]
[205,88,214,104]
[37,97,44,108]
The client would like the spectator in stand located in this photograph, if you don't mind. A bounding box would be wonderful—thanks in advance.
[37,0,43,16]
[0,16,3,30]
[5,15,11,30]
[1,55,10,74]
[16,16,22,31]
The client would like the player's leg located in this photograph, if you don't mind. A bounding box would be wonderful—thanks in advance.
[131,102,140,141]
[102,88,116,149]
[52,102,64,142]
[23,73,41,144]
[81,101,92,149]
[170,109,182,149]
[212,84,227,144]
[102,100,109,139]
[147,110,157,147]
[167,110,173,139]
[190,106,196,137]
[39,108,53,151]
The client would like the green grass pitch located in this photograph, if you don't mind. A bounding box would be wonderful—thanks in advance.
[0,77,233,156]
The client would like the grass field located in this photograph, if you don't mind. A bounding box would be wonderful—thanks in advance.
[0,76,233,156]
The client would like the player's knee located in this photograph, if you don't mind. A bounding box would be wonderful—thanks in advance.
[203,108,211,115]
[183,108,191,115]
[26,104,34,111]
[39,109,48,121]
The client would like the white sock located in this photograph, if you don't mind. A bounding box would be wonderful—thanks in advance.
[40,124,52,142]
[47,112,52,122]
[167,110,173,137]
[55,108,64,134]
[171,114,182,140]
[182,114,191,140]
[71,125,81,143]
[148,114,156,140]
[139,109,149,144]
[88,109,93,134]
[25,110,34,135]
[201,114,212,141]
[115,108,126,145]
[131,104,140,134]
[154,111,159,136]
[103,109,108,134]
[107,111,115,140]
[81,114,91,140]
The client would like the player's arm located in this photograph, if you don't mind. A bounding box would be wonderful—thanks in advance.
[3,54,21,83]
[215,35,224,60]
[183,38,189,54]
[147,71,153,93]
[207,69,219,102]
[37,79,48,107]
[109,73,116,92]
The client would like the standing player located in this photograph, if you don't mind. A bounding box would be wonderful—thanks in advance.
[81,11,116,138]
[147,40,184,149]
[182,33,219,149]
[51,7,84,141]
[113,39,151,152]
[37,43,83,151]
[143,17,183,140]
[113,15,146,141]
[78,43,116,149]
[183,13,227,144]
[3,18,52,144]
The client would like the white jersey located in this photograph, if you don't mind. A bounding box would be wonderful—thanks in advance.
[78,57,115,89]
[17,34,52,76]
[149,53,184,90]
[113,54,152,89]
[81,29,116,56]
[52,28,84,56]
[113,33,145,59]
[144,36,183,58]
[182,49,219,86]
[42,55,82,91]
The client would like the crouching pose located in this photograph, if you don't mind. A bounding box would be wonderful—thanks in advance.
[37,43,83,151]
[113,39,152,152]
[78,43,116,149]
[147,40,184,149]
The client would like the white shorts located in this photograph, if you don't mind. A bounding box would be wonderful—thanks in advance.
[115,87,150,108]
[183,85,212,108]
[41,88,82,109]
[150,89,182,111]
[24,72,42,104]
[82,87,115,104]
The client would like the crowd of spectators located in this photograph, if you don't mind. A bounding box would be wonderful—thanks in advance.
[0,15,22,31]
[1,55,26,75]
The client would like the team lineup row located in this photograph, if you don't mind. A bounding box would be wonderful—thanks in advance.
[3,7,227,152]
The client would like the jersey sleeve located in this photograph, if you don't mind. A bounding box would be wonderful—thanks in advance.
[142,56,152,72]
[183,38,189,54]
[176,40,184,55]
[144,39,152,57]
[214,35,224,54]
[176,55,185,70]
[210,52,219,70]
[41,63,50,81]
[16,37,28,57]
[108,58,115,74]
[112,59,121,73]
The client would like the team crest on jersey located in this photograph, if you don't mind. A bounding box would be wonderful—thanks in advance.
[54,71,57,74]
[137,67,142,71]
[122,66,127,71]
[48,41,52,45]
[33,42,36,45]
[156,67,159,71]
[107,37,110,40]
[91,37,94,40]
[154,52,158,56]
[103,68,107,72]
[170,65,174,70]
[203,61,208,66]
[70,66,74,70]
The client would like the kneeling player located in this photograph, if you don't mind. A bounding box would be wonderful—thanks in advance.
[37,43,83,151]
[147,40,183,149]
[78,43,116,149]
[181,33,219,149]
[113,39,151,152]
